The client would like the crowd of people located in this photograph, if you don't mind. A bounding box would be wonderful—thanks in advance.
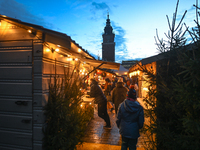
[89,76,144,150]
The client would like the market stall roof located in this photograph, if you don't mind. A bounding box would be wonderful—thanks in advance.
[0,15,120,71]
[113,65,128,75]
[80,57,120,70]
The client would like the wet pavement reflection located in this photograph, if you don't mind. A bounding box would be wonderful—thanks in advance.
[81,105,122,145]
[81,105,144,148]
[77,99,148,150]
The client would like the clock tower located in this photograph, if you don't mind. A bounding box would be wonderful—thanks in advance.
[102,13,115,62]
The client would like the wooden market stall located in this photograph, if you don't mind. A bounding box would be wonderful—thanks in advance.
[128,54,165,106]
[0,15,120,150]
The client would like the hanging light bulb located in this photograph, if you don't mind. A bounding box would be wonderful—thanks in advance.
[67,58,72,61]
[46,48,50,52]
[55,48,59,52]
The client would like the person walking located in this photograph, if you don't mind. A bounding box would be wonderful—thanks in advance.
[104,78,114,112]
[111,77,118,91]
[104,78,112,98]
[132,78,139,97]
[116,86,144,150]
[90,78,111,128]
[125,79,131,89]
[111,77,128,114]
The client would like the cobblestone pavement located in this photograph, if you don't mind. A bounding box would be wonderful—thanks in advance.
[78,105,145,149]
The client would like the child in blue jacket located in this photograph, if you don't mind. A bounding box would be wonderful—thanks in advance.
[116,86,144,150]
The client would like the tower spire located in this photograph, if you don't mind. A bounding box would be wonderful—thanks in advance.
[107,10,109,19]
[102,13,115,62]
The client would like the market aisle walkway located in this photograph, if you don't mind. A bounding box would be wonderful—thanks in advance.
[76,105,145,150]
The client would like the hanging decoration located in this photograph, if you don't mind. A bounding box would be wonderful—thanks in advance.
[101,72,106,77]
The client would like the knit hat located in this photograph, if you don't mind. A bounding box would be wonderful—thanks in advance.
[127,88,136,99]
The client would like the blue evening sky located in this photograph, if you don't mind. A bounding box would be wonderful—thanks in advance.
[0,0,196,62]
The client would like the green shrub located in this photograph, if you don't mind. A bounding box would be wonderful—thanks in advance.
[43,65,93,150]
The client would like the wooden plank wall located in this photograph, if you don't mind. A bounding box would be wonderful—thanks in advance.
[0,40,33,150]
[32,40,45,150]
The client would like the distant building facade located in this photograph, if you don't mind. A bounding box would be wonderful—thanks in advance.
[121,60,137,69]
[102,13,115,62]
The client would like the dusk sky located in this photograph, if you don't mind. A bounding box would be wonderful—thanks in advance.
[0,0,196,63]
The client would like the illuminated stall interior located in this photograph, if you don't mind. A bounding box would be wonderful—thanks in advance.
[129,57,158,99]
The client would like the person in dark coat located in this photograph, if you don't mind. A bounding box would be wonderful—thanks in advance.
[104,78,112,97]
[111,78,128,114]
[111,77,118,91]
[90,78,111,128]
[104,78,114,112]
[116,86,144,150]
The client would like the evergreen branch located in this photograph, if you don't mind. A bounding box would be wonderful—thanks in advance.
[174,10,187,32]
[166,15,172,31]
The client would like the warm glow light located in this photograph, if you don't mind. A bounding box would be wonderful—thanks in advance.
[0,21,1,26]
[80,104,83,107]
[129,70,140,77]
[82,72,84,75]
[125,72,127,75]
[78,48,81,52]
[46,48,50,52]
[75,58,78,61]
[2,15,6,17]
[55,48,59,52]
[89,103,91,105]
[28,30,32,33]
[60,55,63,57]
[67,58,72,61]
[57,45,61,47]
[143,87,148,91]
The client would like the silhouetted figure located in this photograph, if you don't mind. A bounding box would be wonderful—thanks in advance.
[116,87,144,150]
[111,77,118,91]
[104,78,114,112]
[90,78,111,128]
[111,77,128,114]
[132,78,139,97]
[125,80,131,89]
